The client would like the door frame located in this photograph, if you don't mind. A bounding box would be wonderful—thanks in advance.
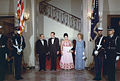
[0,16,14,36]
[107,15,120,27]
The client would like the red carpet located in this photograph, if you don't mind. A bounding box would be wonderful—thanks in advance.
[46,56,60,70]
[117,59,120,70]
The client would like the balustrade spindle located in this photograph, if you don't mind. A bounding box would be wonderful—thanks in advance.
[39,1,81,32]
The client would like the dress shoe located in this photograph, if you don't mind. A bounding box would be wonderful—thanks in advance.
[15,77,23,80]
[93,77,101,81]
[19,77,23,79]
[93,77,98,80]
[97,78,101,80]
[51,69,53,71]
[44,69,46,71]
[15,77,20,80]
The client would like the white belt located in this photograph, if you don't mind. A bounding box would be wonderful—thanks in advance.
[0,45,5,48]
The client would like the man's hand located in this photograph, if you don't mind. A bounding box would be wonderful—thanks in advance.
[57,51,59,55]
[94,50,98,56]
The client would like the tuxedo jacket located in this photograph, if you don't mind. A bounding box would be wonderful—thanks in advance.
[35,39,48,54]
[48,37,59,53]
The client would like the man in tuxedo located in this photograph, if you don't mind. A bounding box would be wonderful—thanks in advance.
[48,32,59,71]
[35,34,47,71]
[12,27,26,80]
[0,25,8,81]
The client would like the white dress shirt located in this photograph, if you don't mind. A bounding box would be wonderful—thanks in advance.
[0,34,2,38]
[51,38,55,44]
[110,34,113,38]
[41,39,44,45]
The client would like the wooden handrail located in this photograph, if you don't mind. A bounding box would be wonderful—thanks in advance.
[39,1,81,31]
[42,2,81,20]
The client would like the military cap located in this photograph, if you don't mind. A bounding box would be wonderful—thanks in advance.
[97,27,103,31]
[107,26,114,31]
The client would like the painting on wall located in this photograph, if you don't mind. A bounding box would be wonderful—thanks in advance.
[0,16,14,37]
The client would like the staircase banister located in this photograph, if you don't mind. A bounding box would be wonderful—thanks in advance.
[40,1,81,20]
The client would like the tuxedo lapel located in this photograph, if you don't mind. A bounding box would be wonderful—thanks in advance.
[40,40,44,46]
[50,38,52,44]
[39,40,42,45]
[0,34,2,38]
[54,38,56,44]
[0,35,2,45]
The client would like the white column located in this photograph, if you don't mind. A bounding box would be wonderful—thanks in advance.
[28,0,36,67]
[83,0,94,67]
[99,0,103,28]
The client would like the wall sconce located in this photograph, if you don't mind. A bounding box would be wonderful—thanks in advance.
[87,12,94,20]
[24,12,30,21]
[15,12,30,21]
[87,11,103,21]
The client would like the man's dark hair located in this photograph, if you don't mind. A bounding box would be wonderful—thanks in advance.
[51,32,55,35]
[40,34,44,37]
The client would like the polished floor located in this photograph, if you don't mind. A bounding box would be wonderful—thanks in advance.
[4,68,120,81]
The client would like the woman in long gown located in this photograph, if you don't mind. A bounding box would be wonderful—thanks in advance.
[75,33,85,70]
[60,33,74,70]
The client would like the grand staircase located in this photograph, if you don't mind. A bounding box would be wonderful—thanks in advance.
[39,1,81,31]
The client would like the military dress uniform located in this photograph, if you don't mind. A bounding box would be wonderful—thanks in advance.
[93,35,105,80]
[104,27,120,81]
[12,33,26,80]
[0,34,8,81]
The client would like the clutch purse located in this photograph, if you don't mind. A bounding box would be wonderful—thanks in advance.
[82,56,87,61]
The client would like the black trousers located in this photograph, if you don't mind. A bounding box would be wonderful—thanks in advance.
[39,54,46,70]
[0,67,6,81]
[94,56,103,79]
[103,58,107,76]
[107,59,116,81]
[0,60,8,81]
[50,52,57,70]
[14,54,22,78]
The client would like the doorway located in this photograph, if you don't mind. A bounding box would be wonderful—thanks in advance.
[0,16,14,73]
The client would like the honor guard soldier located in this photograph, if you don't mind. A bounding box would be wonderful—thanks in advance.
[104,26,120,81]
[12,26,26,80]
[93,27,106,81]
[0,25,8,81]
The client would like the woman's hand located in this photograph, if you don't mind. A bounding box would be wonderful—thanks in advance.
[61,51,63,55]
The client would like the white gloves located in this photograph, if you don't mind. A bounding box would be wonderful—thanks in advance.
[13,45,23,53]
[94,50,98,56]
[116,56,119,61]
[5,53,7,60]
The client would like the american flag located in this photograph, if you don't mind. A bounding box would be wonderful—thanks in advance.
[90,0,99,40]
[17,0,25,34]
